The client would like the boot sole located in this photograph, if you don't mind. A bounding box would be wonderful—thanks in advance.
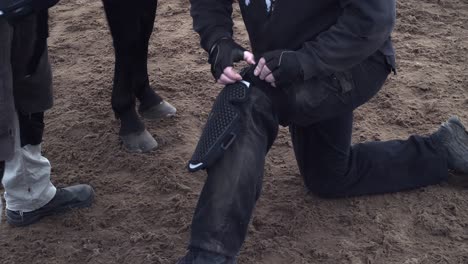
[442,116,468,173]
[6,190,95,227]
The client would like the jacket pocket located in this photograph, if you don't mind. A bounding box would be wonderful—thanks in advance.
[331,70,355,94]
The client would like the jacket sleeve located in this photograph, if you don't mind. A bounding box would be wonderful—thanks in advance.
[190,0,234,52]
[296,0,396,79]
[0,20,16,161]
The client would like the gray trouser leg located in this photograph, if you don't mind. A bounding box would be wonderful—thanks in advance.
[3,110,56,212]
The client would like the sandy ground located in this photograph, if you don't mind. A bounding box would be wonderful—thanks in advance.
[1,0,468,263]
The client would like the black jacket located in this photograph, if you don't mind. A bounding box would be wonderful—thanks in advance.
[190,0,396,79]
[0,0,59,19]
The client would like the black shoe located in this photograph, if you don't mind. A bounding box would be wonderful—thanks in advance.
[432,116,468,173]
[177,249,236,264]
[6,184,94,227]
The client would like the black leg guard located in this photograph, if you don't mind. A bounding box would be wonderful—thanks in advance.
[188,81,251,172]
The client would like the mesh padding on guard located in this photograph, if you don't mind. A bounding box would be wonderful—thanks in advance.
[188,81,250,172]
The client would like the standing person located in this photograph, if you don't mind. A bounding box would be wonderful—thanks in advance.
[0,1,94,226]
[102,0,177,153]
[178,0,468,262]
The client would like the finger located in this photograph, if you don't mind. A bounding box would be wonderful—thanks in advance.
[265,73,276,84]
[254,58,266,76]
[271,82,276,88]
[224,67,242,81]
[233,48,245,62]
[244,51,256,65]
[259,64,272,80]
[217,73,237,85]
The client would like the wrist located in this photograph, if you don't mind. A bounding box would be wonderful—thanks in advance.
[209,37,232,55]
[203,29,232,54]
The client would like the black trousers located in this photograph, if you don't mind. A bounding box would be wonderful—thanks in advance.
[102,0,162,135]
[189,52,448,257]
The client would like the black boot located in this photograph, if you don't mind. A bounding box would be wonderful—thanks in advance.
[177,249,236,264]
[432,116,468,173]
[6,184,94,227]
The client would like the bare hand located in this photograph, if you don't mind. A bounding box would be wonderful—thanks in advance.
[254,57,276,87]
[217,51,256,85]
